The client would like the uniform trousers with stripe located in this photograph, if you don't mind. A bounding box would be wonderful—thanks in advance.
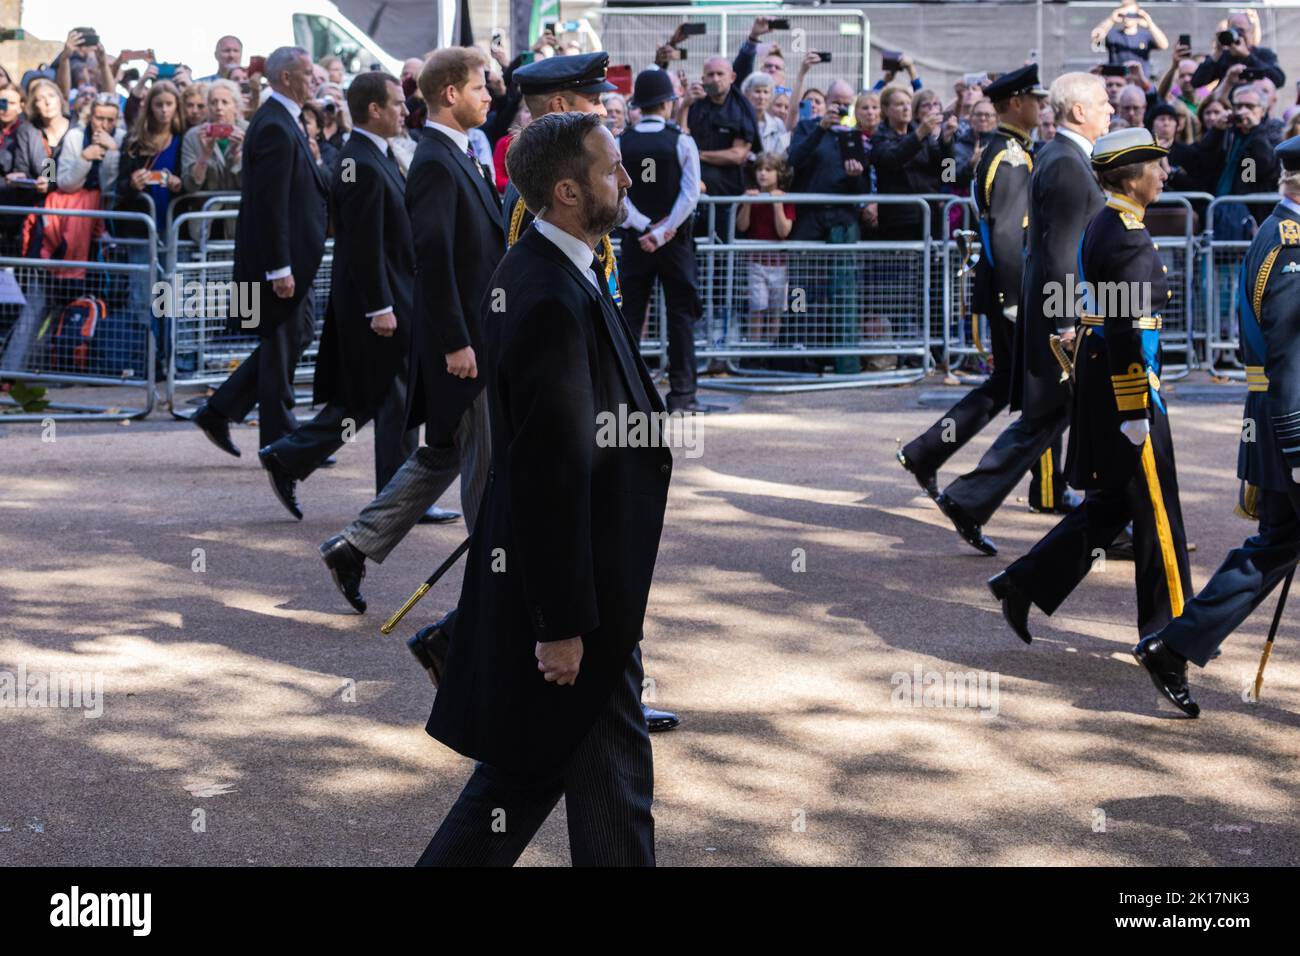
[341,390,490,563]
[904,311,1059,507]
[1003,409,1191,637]
[942,406,1069,524]
[1159,486,1300,666]
[415,646,655,867]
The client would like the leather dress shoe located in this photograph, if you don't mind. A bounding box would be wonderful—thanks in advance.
[258,447,302,520]
[1133,635,1199,717]
[319,456,338,468]
[319,534,366,613]
[936,493,997,555]
[988,571,1033,644]
[193,403,240,457]
[408,618,453,687]
[667,397,724,414]
[643,705,680,732]
[896,448,939,501]
[418,506,461,524]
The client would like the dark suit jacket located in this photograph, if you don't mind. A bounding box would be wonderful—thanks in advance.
[786,118,869,238]
[404,126,505,445]
[1066,204,1171,490]
[313,133,414,413]
[231,97,329,336]
[971,124,1034,318]
[426,225,673,775]
[1012,132,1104,416]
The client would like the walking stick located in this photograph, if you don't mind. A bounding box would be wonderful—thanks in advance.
[1253,567,1293,701]
[380,536,472,635]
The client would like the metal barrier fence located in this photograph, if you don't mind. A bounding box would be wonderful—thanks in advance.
[1203,193,1284,379]
[692,193,932,391]
[0,206,158,422]
[5,189,1289,417]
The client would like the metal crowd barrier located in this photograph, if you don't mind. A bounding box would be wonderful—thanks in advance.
[163,208,332,411]
[693,193,933,393]
[1203,193,1283,379]
[0,205,158,422]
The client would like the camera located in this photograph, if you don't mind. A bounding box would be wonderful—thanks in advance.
[322,100,337,114]
[1218,28,1240,47]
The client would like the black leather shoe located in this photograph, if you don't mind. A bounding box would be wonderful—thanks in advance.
[897,448,939,501]
[193,403,240,457]
[643,705,680,732]
[418,506,461,524]
[408,614,454,687]
[258,447,302,520]
[319,456,337,468]
[1134,635,1199,717]
[667,398,724,414]
[319,534,366,613]
[988,571,1033,644]
[936,493,997,555]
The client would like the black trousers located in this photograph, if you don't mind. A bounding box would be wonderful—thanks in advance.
[263,371,417,493]
[904,314,1060,509]
[942,404,1069,524]
[416,647,654,867]
[1004,410,1191,637]
[207,297,315,448]
[620,231,699,402]
[1160,486,1300,667]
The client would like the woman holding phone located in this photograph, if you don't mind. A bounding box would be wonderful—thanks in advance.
[181,78,247,193]
[117,79,184,236]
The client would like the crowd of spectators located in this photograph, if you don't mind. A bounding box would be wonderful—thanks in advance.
[0,5,1296,286]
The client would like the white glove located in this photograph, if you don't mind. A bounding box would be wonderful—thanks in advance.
[1119,419,1150,446]
[1291,466,1300,485]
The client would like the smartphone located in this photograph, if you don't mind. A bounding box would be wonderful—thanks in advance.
[1178,33,1191,49]
[120,49,154,62]
[676,49,687,61]
[519,51,536,65]
[491,31,503,48]
[8,176,41,188]
[814,50,834,64]
[1100,64,1128,77]
[544,21,556,34]
[769,18,790,31]
[880,50,900,71]
[1240,68,1265,82]
[837,128,867,164]
[963,72,987,88]
[798,98,813,121]
[248,55,265,74]
[681,23,708,37]
[154,62,181,79]
[207,123,234,138]
[74,27,100,47]
[143,170,168,187]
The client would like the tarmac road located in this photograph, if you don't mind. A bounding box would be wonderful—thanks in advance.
[1,374,1296,866]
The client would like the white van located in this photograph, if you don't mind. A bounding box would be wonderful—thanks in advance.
[21,0,452,79]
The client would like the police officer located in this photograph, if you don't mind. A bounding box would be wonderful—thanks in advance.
[618,68,714,414]
[502,52,623,302]
[500,53,682,732]
[1133,136,1300,717]
[988,128,1192,645]
[899,65,1062,506]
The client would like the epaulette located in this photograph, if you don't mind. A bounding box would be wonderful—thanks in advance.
[1279,219,1300,245]
[1119,211,1144,231]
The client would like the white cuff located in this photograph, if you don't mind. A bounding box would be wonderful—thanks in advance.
[265,266,292,281]
[364,306,394,318]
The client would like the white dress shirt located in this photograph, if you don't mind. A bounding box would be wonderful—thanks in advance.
[264,90,306,281]
[533,218,600,291]
[621,116,701,247]
[1054,126,1095,158]
[351,125,396,318]
[425,119,470,157]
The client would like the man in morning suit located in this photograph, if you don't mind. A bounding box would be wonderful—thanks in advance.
[318,47,502,609]
[191,46,329,461]
[1133,136,1300,717]
[931,73,1111,555]
[495,53,681,732]
[257,72,417,519]
[418,113,671,866]
[898,65,1062,508]
[988,128,1191,647]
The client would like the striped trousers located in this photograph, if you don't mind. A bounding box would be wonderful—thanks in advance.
[341,391,491,562]
[415,647,655,867]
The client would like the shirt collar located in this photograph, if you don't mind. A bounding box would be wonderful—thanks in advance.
[1279,196,1300,220]
[634,116,667,131]
[425,119,469,155]
[1104,190,1145,222]
[267,90,302,123]
[533,218,598,287]
[352,126,390,156]
[1055,126,1094,157]
[997,121,1033,148]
